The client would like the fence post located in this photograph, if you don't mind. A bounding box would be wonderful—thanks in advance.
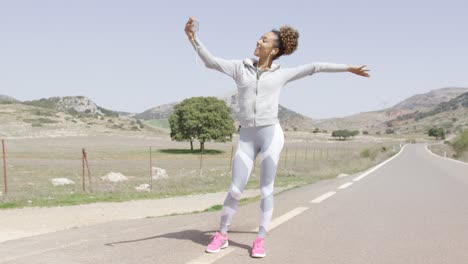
[86,149,92,192]
[82,148,92,192]
[199,150,204,177]
[86,157,92,193]
[2,139,7,195]
[229,145,234,172]
[82,148,86,192]
[149,146,153,190]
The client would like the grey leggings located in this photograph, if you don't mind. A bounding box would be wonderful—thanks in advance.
[220,123,285,237]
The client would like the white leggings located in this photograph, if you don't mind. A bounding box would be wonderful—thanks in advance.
[220,123,285,237]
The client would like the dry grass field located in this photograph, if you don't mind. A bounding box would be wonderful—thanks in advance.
[0,129,411,209]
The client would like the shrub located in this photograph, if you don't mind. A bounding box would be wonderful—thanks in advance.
[452,130,468,156]
[360,148,377,160]
[360,149,370,157]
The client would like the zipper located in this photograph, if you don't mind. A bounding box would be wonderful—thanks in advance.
[254,68,260,127]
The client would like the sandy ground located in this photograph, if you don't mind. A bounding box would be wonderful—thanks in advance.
[0,188,287,243]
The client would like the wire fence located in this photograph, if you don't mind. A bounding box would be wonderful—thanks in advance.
[0,137,401,207]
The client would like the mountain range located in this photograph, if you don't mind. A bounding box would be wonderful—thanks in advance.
[1,86,467,137]
[132,87,468,134]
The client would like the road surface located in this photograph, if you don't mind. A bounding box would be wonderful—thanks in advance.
[1,144,467,264]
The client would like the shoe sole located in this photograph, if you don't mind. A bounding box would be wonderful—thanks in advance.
[251,253,266,258]
[205,241,229,253]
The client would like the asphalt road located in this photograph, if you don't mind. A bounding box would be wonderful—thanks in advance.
[1,144,467,264]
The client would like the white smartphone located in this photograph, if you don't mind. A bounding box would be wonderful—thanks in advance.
[191,19,199,32]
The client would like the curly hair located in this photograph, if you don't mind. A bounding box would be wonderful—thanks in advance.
[271,25,299,60]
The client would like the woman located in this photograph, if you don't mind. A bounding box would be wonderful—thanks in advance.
[184,16,370,258]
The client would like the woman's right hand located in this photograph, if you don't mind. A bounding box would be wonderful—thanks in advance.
[184,17,196,41]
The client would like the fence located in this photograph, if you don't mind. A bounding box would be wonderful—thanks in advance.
[0,136,399,207]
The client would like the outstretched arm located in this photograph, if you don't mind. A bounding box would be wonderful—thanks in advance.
[282,63,370,84]
[184,17,241,79]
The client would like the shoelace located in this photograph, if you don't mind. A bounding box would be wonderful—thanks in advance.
[210,233,226,245]
[253,239,264,249]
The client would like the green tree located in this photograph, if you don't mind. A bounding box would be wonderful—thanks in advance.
[169,97,235,152]
[428,127,446,140]
[331,129,356,140]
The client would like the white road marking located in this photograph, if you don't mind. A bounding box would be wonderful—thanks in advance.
[187,248,236,264]
[254,207,309,232]
[186,145,410,263]
[188,207,309,264]
[338,182,353,189]
[353,144,407,182]
[310,191,336,204]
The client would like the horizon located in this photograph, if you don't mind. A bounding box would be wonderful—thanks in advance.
[3,85,468,120]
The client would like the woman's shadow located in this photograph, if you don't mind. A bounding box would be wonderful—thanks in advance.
[105,229,254,251]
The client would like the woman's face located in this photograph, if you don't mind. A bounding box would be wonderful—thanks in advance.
[254,31,278,58]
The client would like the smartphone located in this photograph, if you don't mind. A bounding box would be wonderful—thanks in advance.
[191,19,199,32]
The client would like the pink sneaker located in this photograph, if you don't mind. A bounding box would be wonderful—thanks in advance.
[205,232,229,253]
[251,237,266,258]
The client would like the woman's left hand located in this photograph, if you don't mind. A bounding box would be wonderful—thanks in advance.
[348,65,371,78]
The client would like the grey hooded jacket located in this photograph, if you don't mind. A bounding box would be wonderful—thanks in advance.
[190,35,349,127]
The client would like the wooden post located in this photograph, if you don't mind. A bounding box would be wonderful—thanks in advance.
[199,150,204,177]
[305,146,308,160]
[82,148,92,192]
[82,148,86,192]
[229,145,234,172]
[150,146,153,190]
[2,139,7,195]
[85,155,92,193]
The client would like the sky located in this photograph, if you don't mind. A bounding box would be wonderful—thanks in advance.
[0,0,467,119]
